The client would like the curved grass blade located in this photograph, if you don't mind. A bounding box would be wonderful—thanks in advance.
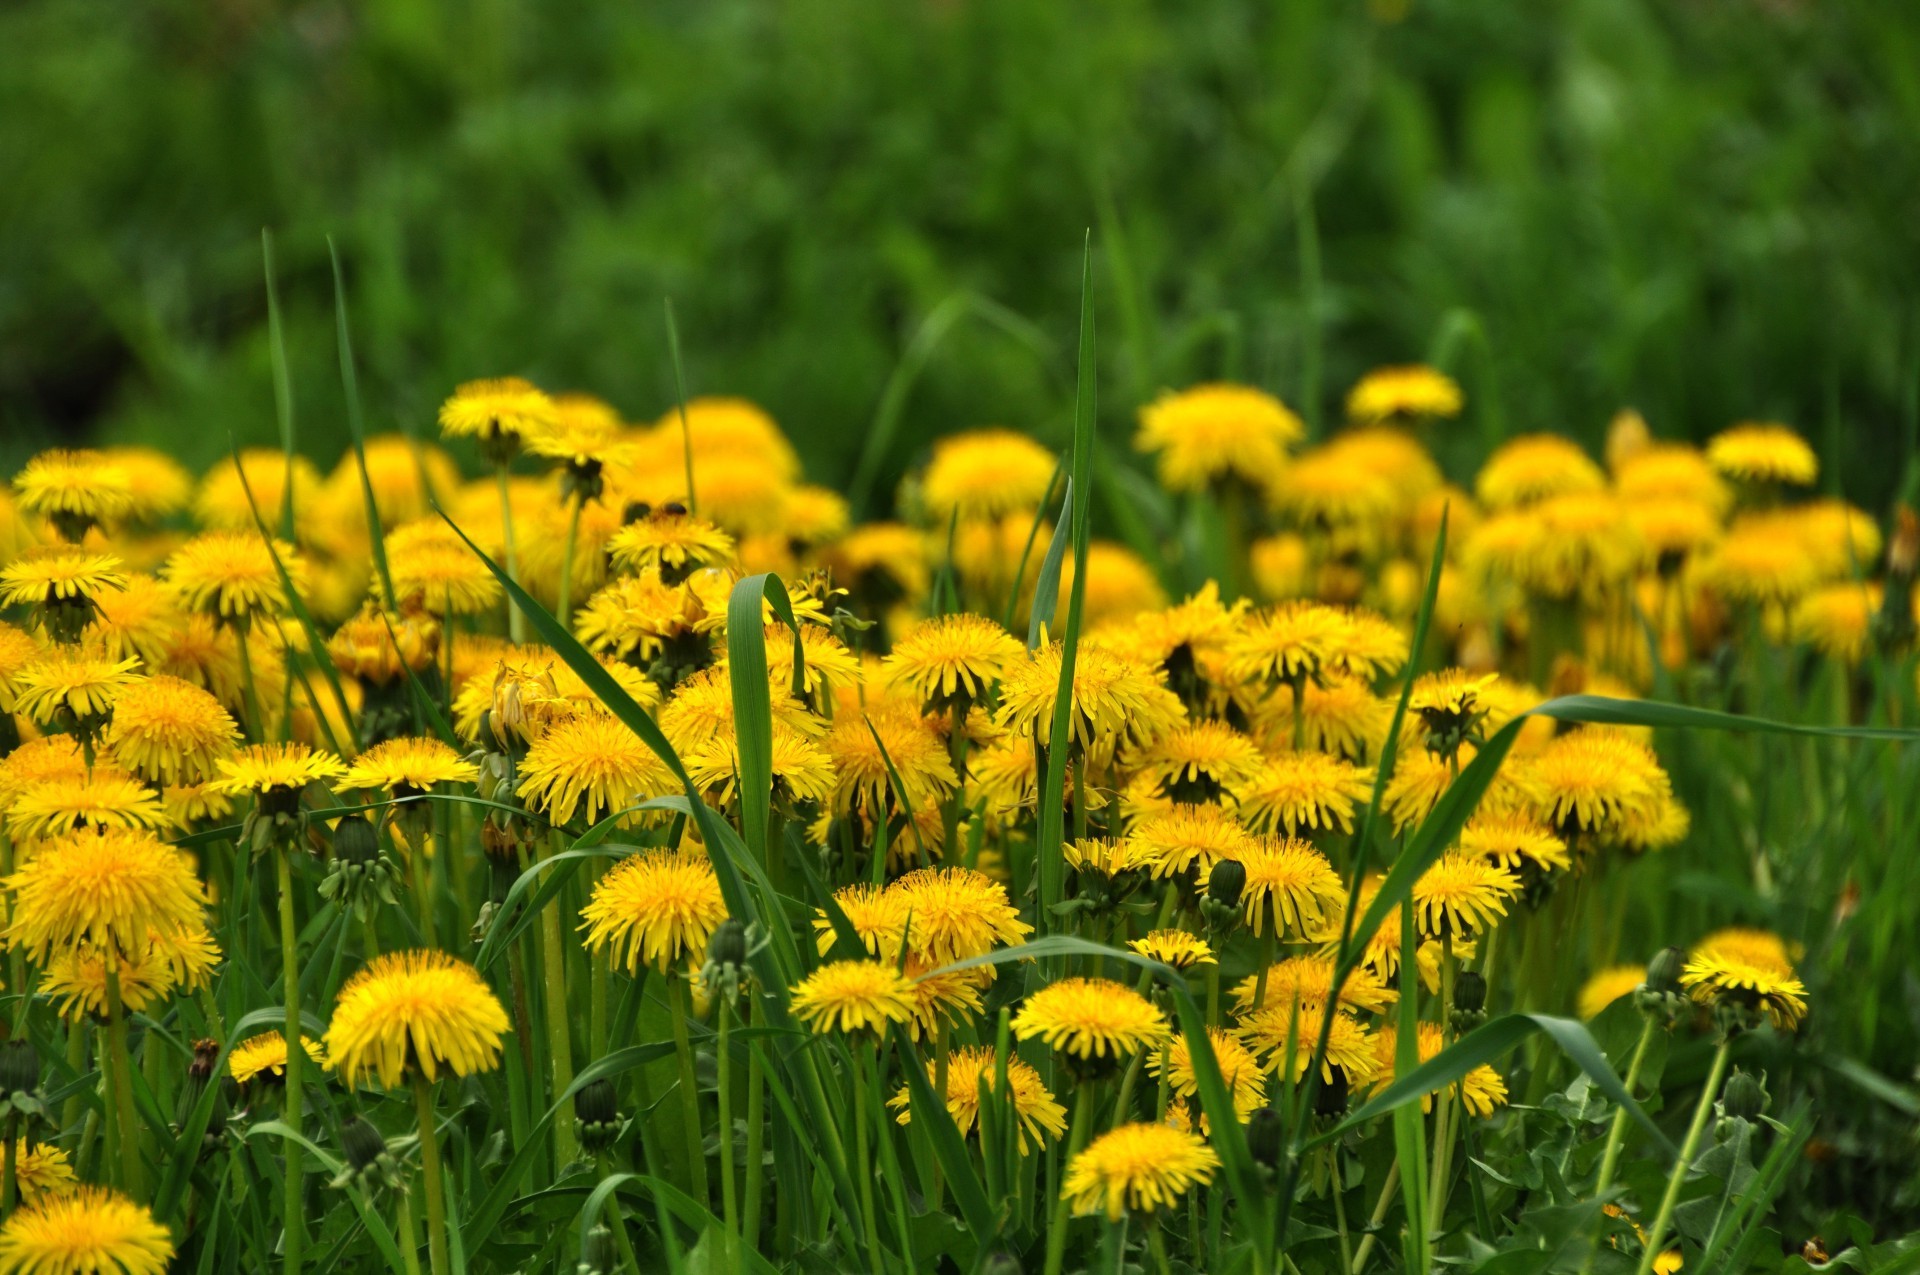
[328,237,395,611]
[1002,459,1064,633]
[577,1173,782,1275]
[244,1122,409,1275]
[892,1029,998,1246]
[1534,693,1920,741]
[1025,477,1073,649]
[663,297,698,515]
[725,572,807,865]
[473,845,639,972]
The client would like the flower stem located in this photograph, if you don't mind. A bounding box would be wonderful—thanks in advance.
[717,995,739,1263]
[557,493,585,629]
[537,835,580,1170]
[278,851,306,1275]
[743,997,767,1255]
[669,972,711,1206]
[853,1047,884,1275]
[1578,1012,1659,1275]
[1044,1083,1099,1275]
[103,964,145,1200]
[1427,936,1458,1241]
[412,1073,452,1275]
[395,1186,425,1275]
[1349,1161,1399,1275]
[236,629,266,741]
[1634,1036,1734,1275]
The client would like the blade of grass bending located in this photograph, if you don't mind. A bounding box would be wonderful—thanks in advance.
[575,1174,781,1275]
[1025,477,1073,649]
[1317,1014,1674,1155]
[328,237,395,611]
[243,1123,410,1275]
[473,845,640,972]
[1035,235,1097,947]
[232,441,360,752]
[663,297,698,515]
[1390,905,1430,1271]
[725,573,808,867]
[891,1029,999,1247]
[261,229,298,541]
[1002,458,1064,633]
[791,841,862,960]
[1533,693,1920,741]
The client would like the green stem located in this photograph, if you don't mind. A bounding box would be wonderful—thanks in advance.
[1044,1084,1099,1275]
[236,627,266,741]
[557,493,585,629]
[1349,1162,1399,1275]
[590,947,610,1066]
[1427,936,1457,1240]
[854,1048,884,1275]
[396,1186,425,1275]
[743,997,767,1255]
[669,973,711,1207]
[497,463,525,644]
[717,995,739,1262]
[1634,1037,1734,1275]
[278,852,306,1275]
[2,1115,16,1217]
[538,836,580,1170]
[1580,1013,1659,1275]
[412,1074,451,1275]
[1111,1050,1146,1128]
[104,965,144,1200]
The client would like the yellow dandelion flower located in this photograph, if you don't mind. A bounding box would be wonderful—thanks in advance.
[688,723,836,806]
[13,448,137,539]
[827,522,933,605]
[1526,729,1671,843]
[327,607,440,685]
[1616,443,1731,514]
[384,519,502,617]
[883,614,1025,711]
[0,736,88,807]
[1239,837,1345,937]
[1692,927,1800,971]
[1475,434,1605,510]
[651,396,802,484]
[325,950,509,1087]
[1383,742,1531,835]
[658,665,817,754]
[1230,954,1397,1016]
[0,548,130,613]
[8,1141,76,1203]
[211,743,347,798]
[1328,609,1411,682]
[1253,674,1394,763]
[826,707,956,819]
[192,450,323,532]
[919,429,1058,522]
[1062,1122,1221,1221]
[1152,1027,1267,1125]
[517,712,674,826]
[0,1186,173,1274]
[1627,501,1723,570]
[342,736,481,796]
[1699,515,1820,607]
[1130,804,1258,880]
[1267,444,1403,535]
[42,925,220,1019]
[102,674,239,785]
[163,532,303,623]
[573,571,702,664]
[1013,978,1169,1061]
[1407,669,1498,740]
[1346,364,1463,425]
[11,648,142,728]
[1578,965,1646,1020]
[0,623,44,714]
[1680,951,1808,1031]
[606,510,736,578]
[438,377,558,448]
[1706,422,1817,486]
[889,1046,1066,1153]
[5,829,208,961]
[1458,812,1570,876]
[790,960,917,1036]
[1372,1022,1508,1115]
[995,640,1185,754]
[79,572,176,666]
[1234,750,1370,837]
[6,770,173,841]
[1128,930,1216,970]
[1411,850,1519,938]
[229,1031,327,1085]
[888,867,1031,965]
[98,447,190,523]
[812,883,909,957]
[580,848,728,974]
[522,391,633,473]
[1305,874,1403,979]
[163,782,234,826]
[1064,838,1160,878]
[1135,383,1304,494]
[735,622,864,708]
[1223,601,1348,687]
[1239,1002,1379,1085]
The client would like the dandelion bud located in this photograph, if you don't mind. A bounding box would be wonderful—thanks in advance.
[708,919,747,971]
[979,1252,1023,1275]
[177,1038,219,1125]
[575,1078,623,1156]
[332,815,380,866]
[0,1039,43,1126]
[1246,1104,1286,1169]
[1207,859,1247,909]
[1644,947,1685,995]
[1605,408,1651,472]
[1721,1069,1768,1121]
[332,1115,403,1192]
[576,1224,615,1275]
[1450,970,1488,1033]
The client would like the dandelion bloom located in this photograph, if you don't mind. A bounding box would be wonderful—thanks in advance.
[1063,838,1160,878]
[1411,851,1520,939]
[193,450,323,531]
[1234,750,1370,837]
[1706,422,1817,486]
[385,519,503,617]
[1699,516,1820,608]
[42,924,221,1019]
[229,1031,328,1085]
[326,950,510,1087]
[327,607,440,685]
[888,1046,1066,1153]
[1458,813,1570,876]
[1240,1002,1379,1085]
[1372,1023,1509,1116]
[919,429,1057,522]
[1267,442,1404,535]
[1011,978,1169,1061]
[343,736,481,796]
[0,548,129,612]
[1475,434,1605,510]
[1238,837,1344,937]
[8,1141,76,1203]
[212,743,348,799]
[1346,365,1463,425]
[1526,729,1671,844]
[994,640,1184,753]
[1578,965,1646,1020]
[1128,930,1215,970]
[790,960,916,1036]
[11,648,142,727]
[812,884,908,958]
[6,770,173,841]
[1062,1122,1221,1221]
[81,569,172,662]
[1222,601,1348,687]
[1130,721,1263,803]
[0,1186,173,1275]
[1153,1028,1267,1122]
[883,614,1024,711]
[1132,804,1257,880]
[606,512,736,578]
[438,377,558,448]
[5,830,208,961]
[1680,951,1808,1031]
[517,712,674,826]
[1327,609,1411,681]
[1134,383,1304,493]
[888,867,1031,965]
[164,532,303,623]
[103,674,240,785]
[826,706,955,819]
[1231,954,1397,1016]
[580,849,728,974]
[13,448,137,539]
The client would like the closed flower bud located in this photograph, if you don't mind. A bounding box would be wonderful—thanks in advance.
[332,815,381,866]
[980,1252,1023,1275]
[1721,1069,1768,1120]
[1247,1104,1286,1168]
[1208,859,1247,908]
[575,1077,622,1155]
[0,1039,39,1096]
[1645,946,1685,995]
[576,1224,615,1275]
[333,1114,403,1191]
[1453,971,1487,1015]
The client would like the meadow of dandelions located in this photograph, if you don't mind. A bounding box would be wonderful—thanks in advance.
[0,339,1908,1275]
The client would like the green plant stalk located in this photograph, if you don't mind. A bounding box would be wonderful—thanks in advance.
[1111,1050,1146,1128]
[1634,1036,1734,1275]
[1103,1214,1131,1275]
[236,628,267,742]
[1148,1221,1171,1275]
[717,995,739,1262]
[590,948,610,1064]
[1579,1012,1659,1275]
[497,464,526,644]
[396,1186,425,1275]
[408,836,438,948]
[743,1000,767,1254]
[2,1114,16,1216]
[1044,1083,1099,1275]
[1427,938,1457,1239]
[556,493,585,629]
[669,973,711,1206]
[412,1074,452,1275]
[278,851,306,1275]
[854,1047,884,1275]
[103,965,144,1199]
[61,1019,87,1134]
[537,837,581,1169]
[1349,1161,1400,1275]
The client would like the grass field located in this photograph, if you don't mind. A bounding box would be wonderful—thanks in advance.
[3,1,1920,1272]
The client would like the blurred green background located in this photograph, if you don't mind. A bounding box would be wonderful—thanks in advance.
[5,0,1919,508]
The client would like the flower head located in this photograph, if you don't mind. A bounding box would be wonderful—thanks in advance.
[1239,1003,1379,1085]
[10,648,142,728]
[1239,837,1344,937]
[1230,954,1397,1016]
[1680,952,1808,1031]
[1578,965,1646,1020]
[41,923,221,1018]
[327,607,440,685]
[8,1141,76,1203]
[1134,383,1304,493]
[438,377,558,451]
[1459,813,1570,877]
[581,849,728,974]
[883,614,1025,711]
[212,743,348,799]
[1130,804,1257,881]
[1372,1023,1508,1115]
[1011,978,1169,1061]
[889,867,1032,965]
[826,707,955,821]
[790,960,917,1037]
[1153,1027,1267,1125]
[517,712,674,826]
[385,520,502,617]
[1223,601,1348,687]
[1234,751,1370,837]
[1410,851,1520,938]
[1707,422,1817,486]
[1526,729,1673,844]
[325,950,510,1087]
[1131,721,1263,804]
[13,449,136,539]
[1128,930,1215,970]
[607,511,736,578]
[165,531,305,626]
[343,736,480,796]
[889,1046,1066,1153]
[919,429,1057,522]
[230,1031,328,1085]
[5,829,208,961]
[103,675,240,785]
[1475,434,1605,510]
[1346,365,1463,425]
[6,770,173,841]
[0,549,129,641]
[0,1186,173,1275]
[994,640,1184,754]
[1061,1123,1221,1221]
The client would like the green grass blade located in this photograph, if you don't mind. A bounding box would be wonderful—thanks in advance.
[725,573,807,865]
[848,292,975,518]
[891,1030,999,1246]
[1535,693,1920,741]
[1024,475,1073,649]
[328,237,395,611]
[1001,458,1064,633]
[664,297,698,515]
